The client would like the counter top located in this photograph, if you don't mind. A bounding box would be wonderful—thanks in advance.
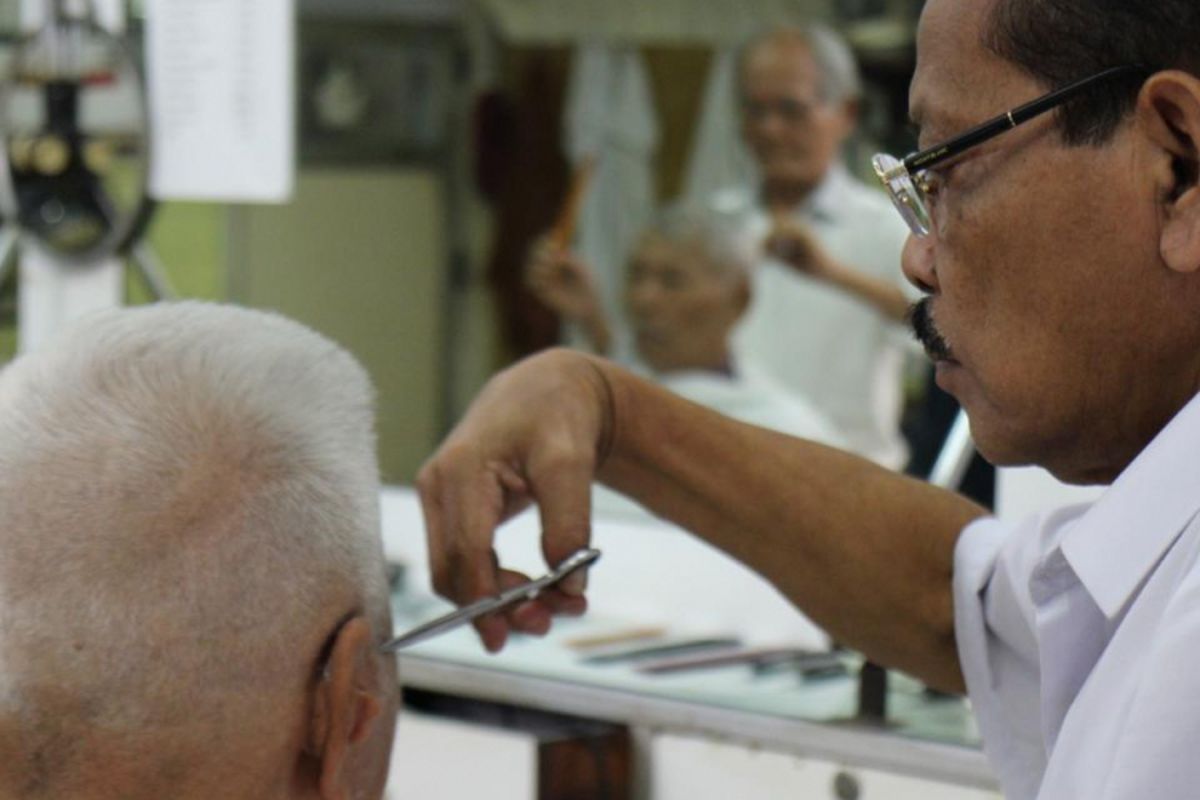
[382,487,997,790]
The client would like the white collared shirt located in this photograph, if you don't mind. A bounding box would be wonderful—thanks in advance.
[955,391,1200,799]
[717,166,914,469]
[655,359,847,448]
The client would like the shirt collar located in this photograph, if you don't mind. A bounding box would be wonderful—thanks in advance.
[635,358,739,382]
[801,163,852,223]
[1060,392,1200,618]
[761,163,849,224]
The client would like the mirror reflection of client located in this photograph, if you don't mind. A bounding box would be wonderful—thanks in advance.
[527,207,845,450]
[0,303,399,800]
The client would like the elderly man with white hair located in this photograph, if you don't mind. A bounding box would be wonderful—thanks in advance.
[0,302,399,800]
[724,25,915,469]
[527,205,845,447]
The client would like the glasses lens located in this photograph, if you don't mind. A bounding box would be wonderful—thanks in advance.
[871,154,932,237]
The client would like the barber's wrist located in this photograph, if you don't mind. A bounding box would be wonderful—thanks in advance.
[577,352,619,470]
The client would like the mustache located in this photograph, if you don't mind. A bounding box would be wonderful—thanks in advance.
[907,299,954,362]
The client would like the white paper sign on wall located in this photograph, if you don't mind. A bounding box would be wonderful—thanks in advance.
[145,0,296,203]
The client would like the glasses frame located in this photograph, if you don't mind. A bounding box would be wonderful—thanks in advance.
[873,64,1146,237]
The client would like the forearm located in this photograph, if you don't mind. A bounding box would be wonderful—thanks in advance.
[593,359,985,691]
[824,261,912,324]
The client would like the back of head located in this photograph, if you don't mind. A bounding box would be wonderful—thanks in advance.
[0,302,391,798]
[985,0,1200,144]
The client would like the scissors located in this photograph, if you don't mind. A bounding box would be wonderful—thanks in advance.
[380,547,602,652]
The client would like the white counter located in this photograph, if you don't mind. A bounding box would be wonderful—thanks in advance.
[381,486,997,793]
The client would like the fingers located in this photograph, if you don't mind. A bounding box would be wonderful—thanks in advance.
[524,242,557,292]
[417,447,595,651]
[418,454,510,651]
[525,239,600,320]
[528,442,596,598]
[499,574,589,640]
[497,568,551,636]
[417,460,452,597]
[417,351,609,653]
[536,586,588,617]
[524,236,564,289]
[765,216,824,272]
[766,234,808,265]
[526,236,593,284]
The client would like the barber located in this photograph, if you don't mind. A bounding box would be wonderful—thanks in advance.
[419,1,1200,798]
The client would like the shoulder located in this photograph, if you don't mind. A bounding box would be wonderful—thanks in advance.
[825,170,908,236]
[709,185,757,214]
[734,363,847,446]
[811,168,910,279]
[957,504,1091,613]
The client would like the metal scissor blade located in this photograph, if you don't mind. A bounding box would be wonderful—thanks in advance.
[379,595,506,651]
[380,547,601,653]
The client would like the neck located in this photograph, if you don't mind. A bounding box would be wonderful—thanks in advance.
[760,179,817,211]
[656,350,735,377]
[0,721,265,800]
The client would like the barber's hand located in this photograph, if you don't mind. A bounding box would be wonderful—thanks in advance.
[525,238,604,323]
[417,349,612,652]
[765,213,837,282]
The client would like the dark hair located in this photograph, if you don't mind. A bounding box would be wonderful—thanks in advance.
[984,0,1200,145]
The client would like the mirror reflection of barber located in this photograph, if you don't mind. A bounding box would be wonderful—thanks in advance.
[720,27,915,469]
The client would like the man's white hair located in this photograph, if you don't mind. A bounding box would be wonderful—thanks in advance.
[740,24,863,104]
[643,203,759,281]
[0,302,388,794]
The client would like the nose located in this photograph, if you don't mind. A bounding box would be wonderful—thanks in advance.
[627,280,659,318]
[901,233,939,295]
[755,111,782,137]
[743,107,782,144]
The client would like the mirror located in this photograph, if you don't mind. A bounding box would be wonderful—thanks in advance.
[0,5,153,263]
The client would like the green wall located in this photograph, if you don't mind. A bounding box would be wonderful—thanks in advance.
[2,170,448,485]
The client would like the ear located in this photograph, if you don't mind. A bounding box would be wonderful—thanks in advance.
[305,616,389,800]
[839,97,861,130]
[1137,71,1200,273]
[823,97,860,142]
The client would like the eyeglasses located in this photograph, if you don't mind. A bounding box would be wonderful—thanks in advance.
[741,97,818,126]
[872,65,1145,237]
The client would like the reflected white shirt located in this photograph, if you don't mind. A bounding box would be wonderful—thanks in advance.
[955,391,1200,799]
[597,359,846,527]
[656,360,847,447]
[719,165,914,469]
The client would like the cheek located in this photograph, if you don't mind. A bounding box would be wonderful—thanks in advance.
[782,127,819,157]
[742,119,773,151]
[674,292,730,331]
[937,152,1155,416]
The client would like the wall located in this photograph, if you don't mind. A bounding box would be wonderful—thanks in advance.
[228,168,448,483]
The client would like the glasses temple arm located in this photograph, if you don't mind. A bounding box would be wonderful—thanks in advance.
[1009,65,1143,125]
[904,115,1015,173]
[903,65,1144,174]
